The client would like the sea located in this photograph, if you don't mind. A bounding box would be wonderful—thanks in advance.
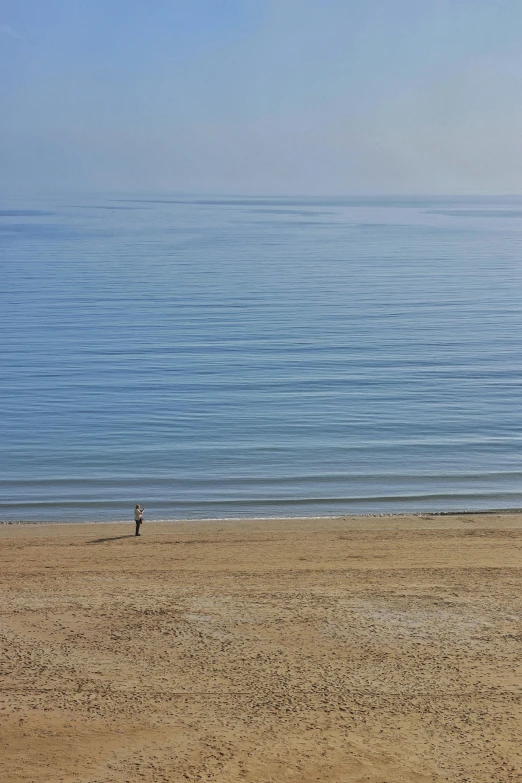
[1,193,522,522]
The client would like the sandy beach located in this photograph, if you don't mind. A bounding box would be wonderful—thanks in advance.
[1,514,522,782]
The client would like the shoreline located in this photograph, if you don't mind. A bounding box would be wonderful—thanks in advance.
[2,507,522,525]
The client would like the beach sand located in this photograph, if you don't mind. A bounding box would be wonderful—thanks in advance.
[1,514,522,782]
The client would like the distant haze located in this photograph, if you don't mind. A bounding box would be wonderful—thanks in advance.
[2,0,522,195]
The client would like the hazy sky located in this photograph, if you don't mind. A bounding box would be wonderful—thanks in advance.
[2,0,522,194]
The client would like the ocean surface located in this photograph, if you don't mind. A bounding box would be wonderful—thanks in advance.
[1,193,522,522]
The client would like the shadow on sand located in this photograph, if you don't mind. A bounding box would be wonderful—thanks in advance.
[88,534,135,544]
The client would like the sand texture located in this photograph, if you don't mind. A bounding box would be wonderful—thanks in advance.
[1,514,522,782]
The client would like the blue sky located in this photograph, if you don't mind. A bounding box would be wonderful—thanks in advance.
[2,0,522,194]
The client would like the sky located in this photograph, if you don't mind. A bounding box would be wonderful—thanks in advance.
[2,0,522,195]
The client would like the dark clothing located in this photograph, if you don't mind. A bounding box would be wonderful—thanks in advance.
[135,518,142,536]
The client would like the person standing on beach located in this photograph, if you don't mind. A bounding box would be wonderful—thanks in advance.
[134,504,144,536]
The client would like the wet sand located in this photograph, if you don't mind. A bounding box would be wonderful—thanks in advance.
[1,514,522,782]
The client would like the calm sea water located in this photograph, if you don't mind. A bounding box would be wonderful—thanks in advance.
[1,194,522,521]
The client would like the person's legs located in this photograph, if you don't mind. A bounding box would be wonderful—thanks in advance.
[135,519,141,536]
